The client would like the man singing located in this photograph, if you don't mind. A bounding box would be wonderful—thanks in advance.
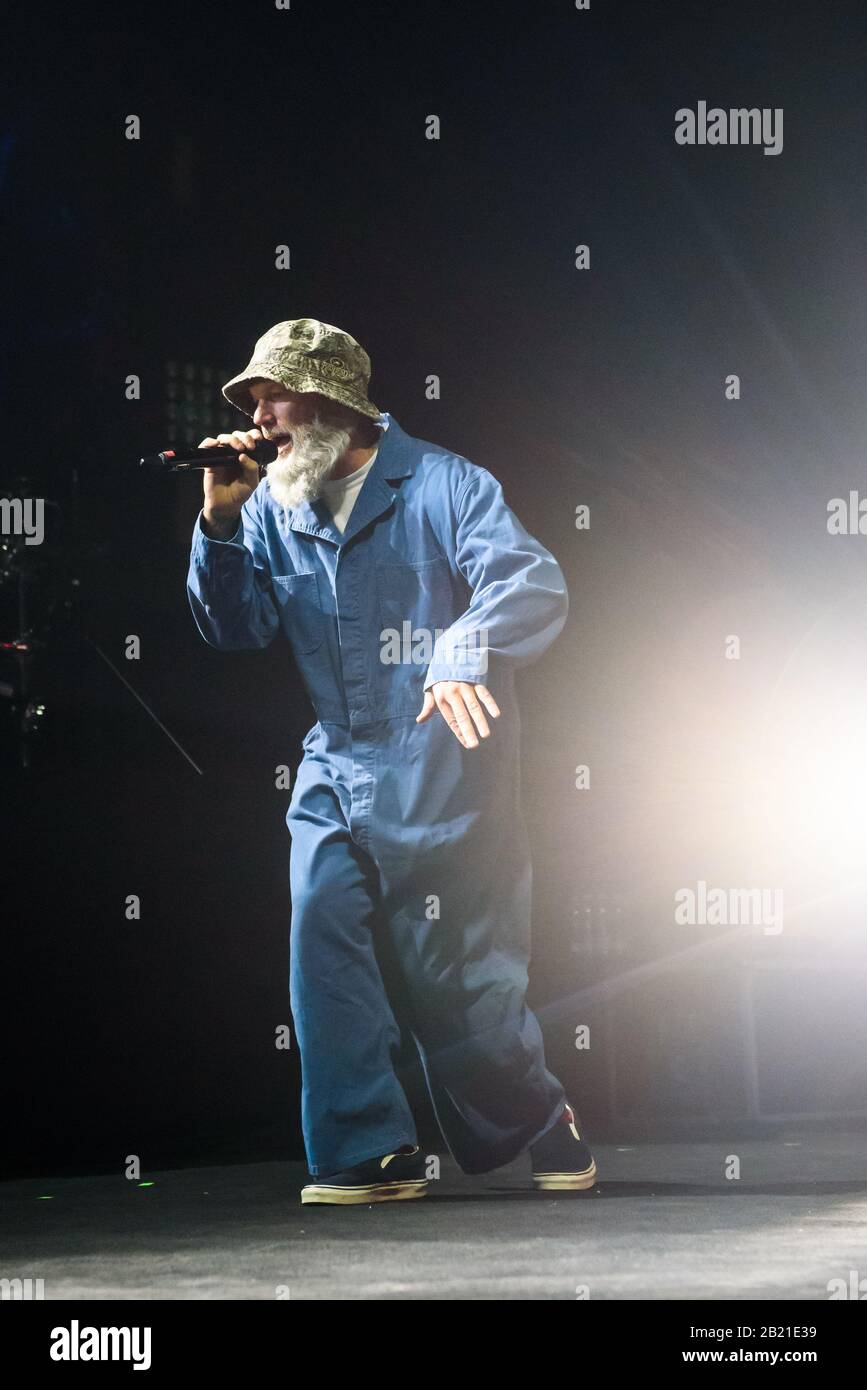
[187,317,597,1204]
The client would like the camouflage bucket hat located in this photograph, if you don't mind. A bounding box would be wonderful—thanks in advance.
[221,318,382,421]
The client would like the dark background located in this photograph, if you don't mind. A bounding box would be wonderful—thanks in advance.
[4,0,867,1177]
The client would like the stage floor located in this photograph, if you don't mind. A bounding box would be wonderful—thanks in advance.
[3,1135,866,1299]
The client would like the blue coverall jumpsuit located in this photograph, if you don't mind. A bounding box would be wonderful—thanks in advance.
[187,412,569,1176]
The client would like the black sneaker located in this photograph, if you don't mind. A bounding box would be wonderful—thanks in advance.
[300,1144,429,1205]
[530,1103,598,1191]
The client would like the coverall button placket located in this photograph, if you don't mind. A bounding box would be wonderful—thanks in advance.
[333,541,371,848]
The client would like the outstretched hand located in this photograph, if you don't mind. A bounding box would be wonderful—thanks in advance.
[416,681,501,748]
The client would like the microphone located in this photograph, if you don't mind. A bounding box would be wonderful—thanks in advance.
[139,439,278,471]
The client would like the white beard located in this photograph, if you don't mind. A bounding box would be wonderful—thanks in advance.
[264,416,354,509]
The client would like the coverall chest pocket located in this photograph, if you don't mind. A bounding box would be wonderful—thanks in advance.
[272,571,324,654]
[376,556,454,661]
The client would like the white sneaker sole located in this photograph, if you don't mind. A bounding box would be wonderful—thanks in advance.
[532,1159,598,1191]
[300,1179,429,1206]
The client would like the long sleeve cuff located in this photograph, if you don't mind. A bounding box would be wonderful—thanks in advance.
[192,510,244,551]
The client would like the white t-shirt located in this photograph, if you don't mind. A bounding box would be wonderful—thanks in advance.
[320,447,378,534]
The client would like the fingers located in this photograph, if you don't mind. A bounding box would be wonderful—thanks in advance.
[416,690,436,723]
[227,431,263,473]
[474,684,501,719]
[427,681,500,748]
[444,689,480,747]
[222,430,262,454]
[198,429,262,452]
[198,431,263,486]
[456,686,490,741]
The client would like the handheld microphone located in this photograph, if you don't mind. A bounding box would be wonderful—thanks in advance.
[139,439,278,471]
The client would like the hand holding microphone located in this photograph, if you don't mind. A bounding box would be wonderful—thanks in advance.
[138,428,278,539]
[199,429,268,539]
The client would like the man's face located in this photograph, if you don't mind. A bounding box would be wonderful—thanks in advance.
[248,382,354,509]
[250,383,339,448]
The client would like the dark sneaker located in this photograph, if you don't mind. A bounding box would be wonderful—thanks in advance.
[530,1103,598,1191]
[300,1144,429,1205]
